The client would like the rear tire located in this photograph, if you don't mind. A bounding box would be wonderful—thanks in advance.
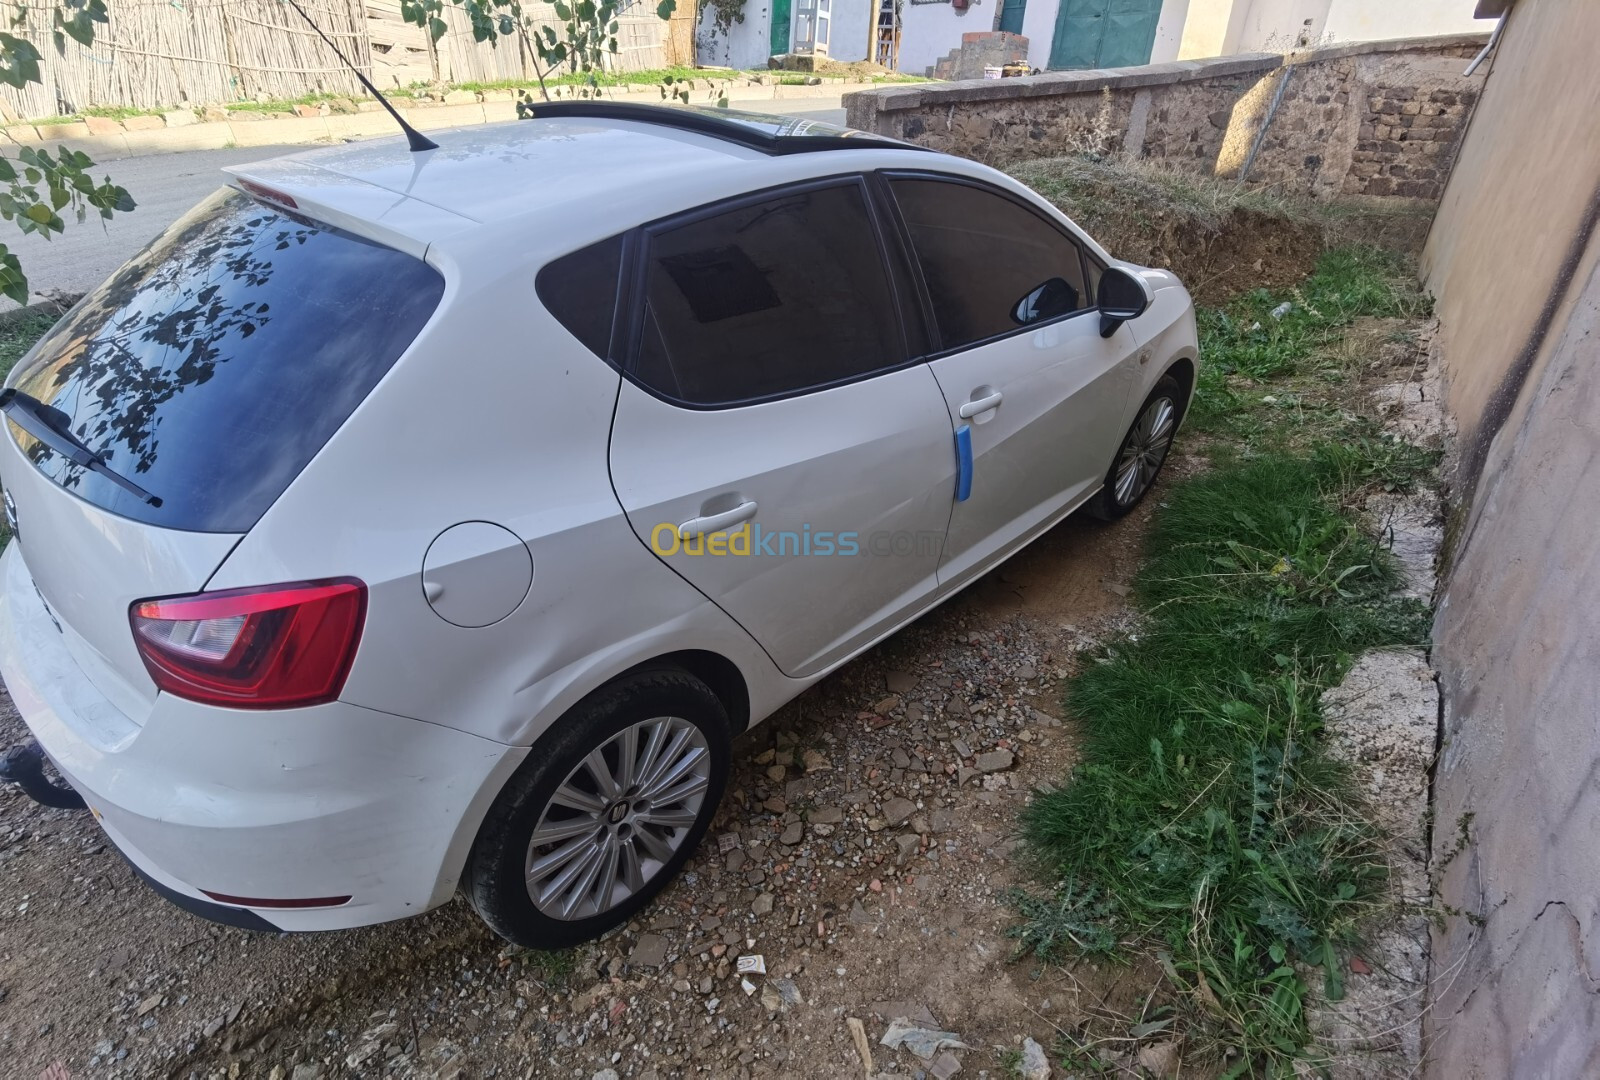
[465,668,730,948]
[1089,374,1184,521]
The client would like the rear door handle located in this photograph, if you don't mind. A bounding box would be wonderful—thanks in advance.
[958,391,1004,419]
[678,499,757,540]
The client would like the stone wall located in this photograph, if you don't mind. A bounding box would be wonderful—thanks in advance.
[843,33,1486,201]
[929,31,1031,81]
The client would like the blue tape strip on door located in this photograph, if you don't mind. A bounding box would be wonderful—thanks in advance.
[955,424,973,502]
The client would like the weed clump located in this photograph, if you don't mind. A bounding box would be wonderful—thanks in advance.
[1015,248,1435,1074]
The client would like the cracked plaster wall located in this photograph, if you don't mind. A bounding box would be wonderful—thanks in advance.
[1425,2,1600,1063]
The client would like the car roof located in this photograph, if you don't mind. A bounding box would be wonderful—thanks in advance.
[223,108,931,258]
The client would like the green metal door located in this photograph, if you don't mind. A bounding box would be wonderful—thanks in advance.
[1048,0,1161,71]
[771,0,792,55]
[999,0,1027,36]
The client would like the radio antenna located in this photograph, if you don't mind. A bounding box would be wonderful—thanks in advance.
[280,0,438,153]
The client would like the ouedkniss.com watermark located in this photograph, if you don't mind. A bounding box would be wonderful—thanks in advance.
[650,523,944,558]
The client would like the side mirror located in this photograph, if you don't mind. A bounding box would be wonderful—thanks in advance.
[1011,277,1080,326]
[1097,266,1153,338]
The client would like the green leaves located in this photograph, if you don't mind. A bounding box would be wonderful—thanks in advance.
[0,31,41,88]
[52,0,107,54]
[0,142,136,302]
[0,245,25,306]
[396,0,682,107]
[0,4,130,307]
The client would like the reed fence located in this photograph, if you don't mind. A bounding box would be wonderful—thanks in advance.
[1,0,690,121]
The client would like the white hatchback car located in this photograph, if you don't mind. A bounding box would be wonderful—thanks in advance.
[0,104,1196,947]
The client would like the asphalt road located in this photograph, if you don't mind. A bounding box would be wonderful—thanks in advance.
[4,98,848,308]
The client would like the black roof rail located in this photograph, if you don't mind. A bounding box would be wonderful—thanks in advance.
[517,100,930,157]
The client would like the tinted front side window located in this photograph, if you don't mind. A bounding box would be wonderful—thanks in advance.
[890,178,1089,351]
[5,188,444,532]
[634,181,903,406]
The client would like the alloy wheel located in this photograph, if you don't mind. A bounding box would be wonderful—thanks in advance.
[525,716,711,920]
[1114,395,1177,506]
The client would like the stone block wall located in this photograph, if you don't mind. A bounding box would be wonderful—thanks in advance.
[844,34,1488,202]
[930,31,1031,80]
[1350,86,1477,199]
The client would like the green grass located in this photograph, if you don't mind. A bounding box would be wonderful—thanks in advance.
[519,946,577,988]
[452,66,926,95]
[1013,249,1436,1075]
[24,66,928,127]
[0,310,58,382]
[1195,247,1430,385]
[1187,247,1438,489]
[220,91,343,115]
[454,66,708,93]
[79,104,164,121]
[0,309,59,547]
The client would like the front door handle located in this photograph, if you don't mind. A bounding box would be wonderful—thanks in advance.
[678,499,757,540]
[958,391,1004,419]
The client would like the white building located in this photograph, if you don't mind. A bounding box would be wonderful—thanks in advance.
[696,0,876,70]
[900,0,1484,79]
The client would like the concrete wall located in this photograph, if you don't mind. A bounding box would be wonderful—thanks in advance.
[696,4,775,69]
[1325,0,1483,43]
[1174,0,1484,59]
[697,0,871,66]
[1151,0,1195,62]
[1420,1,1600,1073]
[1017,0,1059,70]
[845,34,1484,199]
[832,0,874,60]
[1229,0,1331,50]
[1177,0,1244,58]
[1421,0,1600,475]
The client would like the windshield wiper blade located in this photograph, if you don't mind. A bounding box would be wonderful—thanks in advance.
[0,388,162,507]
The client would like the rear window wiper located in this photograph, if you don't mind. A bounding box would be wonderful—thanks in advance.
[0,389,162,507]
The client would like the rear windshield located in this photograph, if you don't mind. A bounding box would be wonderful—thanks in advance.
[4,188,445,532]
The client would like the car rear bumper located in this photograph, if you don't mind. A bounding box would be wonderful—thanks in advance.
[0,541,525,931]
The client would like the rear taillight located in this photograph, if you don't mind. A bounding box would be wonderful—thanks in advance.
[130,579,366,709]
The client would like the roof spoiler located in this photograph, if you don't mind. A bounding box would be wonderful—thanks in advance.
[518,101,931,157]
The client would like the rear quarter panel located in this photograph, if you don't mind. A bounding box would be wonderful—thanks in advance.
[206,228,793,748]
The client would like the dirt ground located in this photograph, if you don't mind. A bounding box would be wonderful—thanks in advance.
[0,474,1193,1080]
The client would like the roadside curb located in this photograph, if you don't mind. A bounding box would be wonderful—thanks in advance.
[3,81,874,163]
[0,295,76,326]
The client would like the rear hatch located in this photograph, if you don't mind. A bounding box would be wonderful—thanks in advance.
[0,186,444,723]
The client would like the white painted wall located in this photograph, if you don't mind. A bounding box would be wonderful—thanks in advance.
[699,0,873,67]
[697,3,776,69]
[913,0,1467,76]
[831,0,874,61]
[897,0,995,75]
[1223,0,1481,53]
[1018,0,1056,70]
[1228,0,1331,51]
[1323,0,1483,42]
[1151,0,1193,62]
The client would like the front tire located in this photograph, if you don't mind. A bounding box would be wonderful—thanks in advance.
[465,668,730,948]
[1089,374,1184,520]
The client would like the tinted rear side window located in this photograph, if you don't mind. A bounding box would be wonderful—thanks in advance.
[632,180,903,406]
[4,188,444,532]
[536,234,622,360]
[890,177,1089,351]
